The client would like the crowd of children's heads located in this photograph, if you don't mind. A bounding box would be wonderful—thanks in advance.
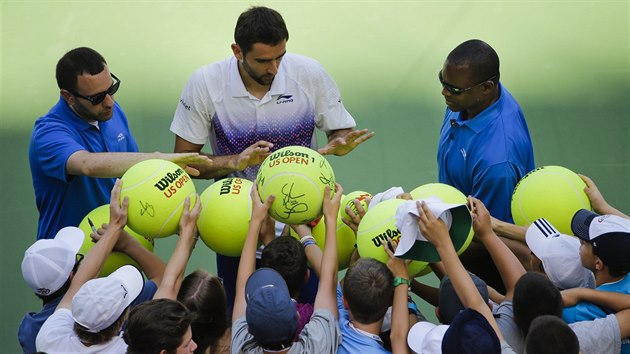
[21,172,630,354]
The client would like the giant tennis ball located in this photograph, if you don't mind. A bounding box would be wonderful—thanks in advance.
[340,191,372,222]
[511,165,591,235]
[197,178,252,257]
[121,159,197,238]
[256,146,335,225]
[356,199,428,276]
[410,183,474,257]
[78,205,155,277]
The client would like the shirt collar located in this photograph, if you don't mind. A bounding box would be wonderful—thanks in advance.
[58,98,98,132]
[228,56,287,98]
[455,83,505,133]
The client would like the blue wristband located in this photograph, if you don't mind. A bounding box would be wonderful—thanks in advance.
[302,240,317,248]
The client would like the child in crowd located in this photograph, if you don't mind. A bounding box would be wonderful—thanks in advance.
[231,184,342,353]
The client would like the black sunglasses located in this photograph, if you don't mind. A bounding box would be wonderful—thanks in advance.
[70,73,121,105]
[438,70,497,95]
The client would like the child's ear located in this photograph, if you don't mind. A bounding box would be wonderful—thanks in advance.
[342,295,350,309]
[594,257,605,272]
[435,307,442,323]
[304,268,311,284]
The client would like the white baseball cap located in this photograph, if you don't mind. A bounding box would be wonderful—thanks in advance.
[526,218,595,290]
[22,227,85,296]
[72,265,144,333]
[407,321,449,354]
[395,196,472,262]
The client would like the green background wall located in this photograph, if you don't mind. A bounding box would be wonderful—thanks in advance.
[1,1,628,352]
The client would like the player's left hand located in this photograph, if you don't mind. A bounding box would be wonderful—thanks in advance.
[318,128,375,156]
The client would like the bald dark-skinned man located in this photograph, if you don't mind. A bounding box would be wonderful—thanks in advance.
[436,39,535,291]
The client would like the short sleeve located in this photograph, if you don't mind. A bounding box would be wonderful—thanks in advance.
[170,67,215,145]
[32,122,86,183]
[310,63,355,134]
[294,309,341,354]
[570,314,621,354]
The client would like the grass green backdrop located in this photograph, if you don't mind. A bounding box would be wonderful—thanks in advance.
[1,1,628,352]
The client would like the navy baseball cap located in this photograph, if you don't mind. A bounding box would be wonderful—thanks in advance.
[245,268,298,348]
[571,210,630,271]
[441,308,500,354]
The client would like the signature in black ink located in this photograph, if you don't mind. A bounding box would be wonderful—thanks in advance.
[139,200,155,217]
[276,182,308,219]
[319,172,334,187]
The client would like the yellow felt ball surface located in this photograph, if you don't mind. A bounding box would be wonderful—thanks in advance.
[256,146,335,224]
[356,199,428,276]
[78,205,155,277]
[410,183,474,256]
[121,159,196,238]
[197,178,252,257]
[511,165,591,235]
[340,191,372,222]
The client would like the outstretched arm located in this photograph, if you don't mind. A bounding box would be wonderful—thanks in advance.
[232,186,275,321]
[314,184,343,316]
[491,216,527,242]
[57,179,128,310]
[67,150,212,178]
[291,224,324,279]
[92,227,166,287]
[579,174,629,219]
[416,200,505,341]
[469,196,526,301]
[562,288,630,313]
[318,128,375,156]
[385,241,412,354]
[174,136,273,179]
[153,196,201,300]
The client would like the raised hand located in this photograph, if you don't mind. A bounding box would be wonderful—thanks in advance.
[251,184,275,223]
[233,140,274,171]
[416,200,450,249]
[109,178,128,229]
[163,153,213,177]
[318,129,375,156]
[341,197,370,235]
[323,183,344,220]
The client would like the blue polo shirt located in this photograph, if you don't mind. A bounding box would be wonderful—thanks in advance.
[437,84,534,222]
[29,98,138,239]
[563,274,630,353]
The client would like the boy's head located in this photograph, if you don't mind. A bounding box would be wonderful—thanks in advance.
[407,308,502,354]
[572,210,630,277]
[245,268,298,351]
[438,273,489,324]
[260,236,308,298]
[342,258,393,325]
[525,315,579,354]
[441,308,501,354]
[22,227,84,298]
[512,272,563,335]
[125,299,197,354]
[526,218,595,289]
[72,265,144,343]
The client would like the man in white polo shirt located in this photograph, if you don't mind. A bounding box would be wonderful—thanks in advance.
[170,5,374,312]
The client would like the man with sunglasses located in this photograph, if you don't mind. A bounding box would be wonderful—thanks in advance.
[29,47,211,240]
[436,39,535,292]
